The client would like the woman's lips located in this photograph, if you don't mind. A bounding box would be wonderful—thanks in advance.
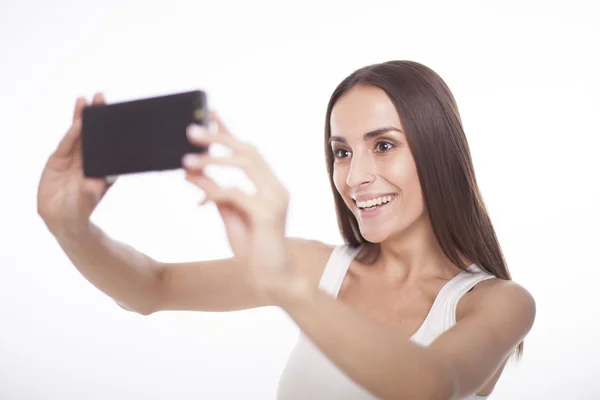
[355,194,397,219]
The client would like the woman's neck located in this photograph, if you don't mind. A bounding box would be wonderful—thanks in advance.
[373,217,470,283]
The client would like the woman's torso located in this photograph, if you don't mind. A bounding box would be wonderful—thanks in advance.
[276,243,502,399]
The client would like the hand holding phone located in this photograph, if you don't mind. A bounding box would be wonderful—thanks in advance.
[81,90,209,178]
[38,93,114,235]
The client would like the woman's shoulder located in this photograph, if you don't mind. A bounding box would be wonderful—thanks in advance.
[287,237,337,287]
[469,274,533,302]
[458,274,536,325]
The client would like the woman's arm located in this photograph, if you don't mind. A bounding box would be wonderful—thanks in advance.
[272,277,535,400]
[53,223,164,315]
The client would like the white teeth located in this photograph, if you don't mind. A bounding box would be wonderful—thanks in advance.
[356,195,394,209]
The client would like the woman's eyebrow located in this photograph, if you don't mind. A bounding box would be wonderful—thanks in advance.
[329,127,403,145]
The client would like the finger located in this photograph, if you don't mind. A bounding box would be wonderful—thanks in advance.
[92,92,106,105]
[72,96,87,124]
[82,177,109,196]
[56,97,88,158]
[183,153,276,193]
[56,93,105,160]
[185,170,216,194]
[187,124,259,160]
[209,110,233,136]
[91,174,118,192]
[184,170,218,205]
[186,124,275,185]
[201,183,256,215]
[185,171,255,212]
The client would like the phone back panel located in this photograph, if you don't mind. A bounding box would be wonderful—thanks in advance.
[82,90,208,178]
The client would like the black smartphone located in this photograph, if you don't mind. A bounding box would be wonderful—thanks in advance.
[81,90,209,178]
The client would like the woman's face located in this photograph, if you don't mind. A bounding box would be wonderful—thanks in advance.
[330,84,427,243]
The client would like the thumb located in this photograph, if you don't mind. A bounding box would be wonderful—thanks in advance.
[82,177,113,201]
[218,202,250,231]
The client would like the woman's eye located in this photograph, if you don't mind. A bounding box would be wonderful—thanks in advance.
[376,141,394,152]
[334,149,350,159]
[333,142,394,159]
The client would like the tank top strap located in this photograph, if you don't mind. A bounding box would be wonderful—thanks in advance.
[412,265,496,346]
[318,244,363,297]
[437,265,496,328]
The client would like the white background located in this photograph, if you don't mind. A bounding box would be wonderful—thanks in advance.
[1,0,599,398]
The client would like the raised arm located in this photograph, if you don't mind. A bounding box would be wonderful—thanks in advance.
[52,223,164,315]
[38,93,335,317]
[154,237,333,313]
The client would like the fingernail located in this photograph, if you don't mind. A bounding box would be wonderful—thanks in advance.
[187,124,206,139]
[209,121,218,134]
[182,154,202,167]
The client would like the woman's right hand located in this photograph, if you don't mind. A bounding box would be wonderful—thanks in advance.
[37,92,115,236]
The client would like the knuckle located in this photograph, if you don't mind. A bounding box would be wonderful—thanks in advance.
[238,157,252,169]
[244,143,265,161]
[230,188,245,198]
[263,195,288,216]
[273,185,290,203]
[241,141,256,153]
[256,209,276,225]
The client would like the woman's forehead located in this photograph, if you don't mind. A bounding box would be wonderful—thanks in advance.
[330,86,404,138]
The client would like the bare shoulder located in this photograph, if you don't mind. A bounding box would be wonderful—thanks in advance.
[460,277,536,337]
[470,277,535,310]
[287,237,336,287]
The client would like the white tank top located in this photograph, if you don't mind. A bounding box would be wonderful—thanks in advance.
[276,244,495,399]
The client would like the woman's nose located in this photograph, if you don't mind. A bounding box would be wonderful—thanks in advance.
[346,157,376,188]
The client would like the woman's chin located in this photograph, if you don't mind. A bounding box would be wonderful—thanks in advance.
[359,228,387,244]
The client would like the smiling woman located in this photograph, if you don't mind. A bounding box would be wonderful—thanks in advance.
[276,61,535,399]
[324,61,510,278]
[37,60,535,400]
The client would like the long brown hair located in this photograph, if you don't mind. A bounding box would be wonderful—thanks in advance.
[324,60,523,358]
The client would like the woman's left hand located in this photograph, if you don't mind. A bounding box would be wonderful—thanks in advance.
[182,112,296,305]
